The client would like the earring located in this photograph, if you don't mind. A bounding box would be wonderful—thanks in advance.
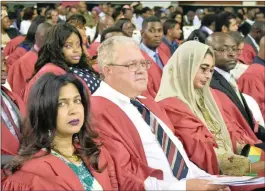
[48,130,51,137]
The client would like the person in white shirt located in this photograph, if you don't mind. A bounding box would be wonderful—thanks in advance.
[20,7,34,35]
[91,36,229,191]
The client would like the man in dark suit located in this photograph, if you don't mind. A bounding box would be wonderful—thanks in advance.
[206,32,265,142]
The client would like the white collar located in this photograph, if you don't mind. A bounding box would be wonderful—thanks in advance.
[248,34,260,51]
[246,19,255,26]
[93,81,146,104]
[214,67,232,82]
[140,42,158,60]
[201,26,213,35]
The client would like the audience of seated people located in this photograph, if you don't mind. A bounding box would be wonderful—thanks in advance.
[1,3,265,191]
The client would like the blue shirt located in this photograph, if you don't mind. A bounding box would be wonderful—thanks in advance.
[253,56,265,67]
[140,43,164,69]
[162,36,178,55]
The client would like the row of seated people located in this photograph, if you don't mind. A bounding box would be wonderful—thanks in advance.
[5,15,265,145]
[1,23,265,190]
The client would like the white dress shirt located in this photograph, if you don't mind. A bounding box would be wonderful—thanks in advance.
[93,82,212,190]
[248,34,260,51]
[140,42,158,63]
[1,93,19,139]
[19,20,31,35]
[214,67,232,82]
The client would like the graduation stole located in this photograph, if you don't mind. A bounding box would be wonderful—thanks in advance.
[130,99,189,179]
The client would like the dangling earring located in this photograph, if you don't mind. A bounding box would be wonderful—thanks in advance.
[48,129,51,137]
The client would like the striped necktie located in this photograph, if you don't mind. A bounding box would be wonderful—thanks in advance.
[154,53,164,70]
[130,99,189,179]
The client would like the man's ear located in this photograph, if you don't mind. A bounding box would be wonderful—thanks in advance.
[102,65,112,79]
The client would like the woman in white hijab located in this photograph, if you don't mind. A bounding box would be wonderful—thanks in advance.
[155,41,264,176]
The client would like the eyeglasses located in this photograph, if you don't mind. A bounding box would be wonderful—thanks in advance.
[214,47,238,53]
[108,60,151,72]
[200,66,214,75]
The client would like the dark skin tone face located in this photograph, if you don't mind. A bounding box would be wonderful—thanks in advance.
[142,22,163,50]
[213,37,238,72]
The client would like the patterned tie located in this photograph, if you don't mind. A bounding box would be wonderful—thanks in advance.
[154,53,164,70]
[130,99,189,179]
[229,75,244,105]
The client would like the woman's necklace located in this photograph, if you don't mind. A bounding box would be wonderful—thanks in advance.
[52,147,81,163]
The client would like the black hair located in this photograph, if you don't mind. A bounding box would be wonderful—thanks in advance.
[34,23,98,77]
[7,11,16,20]
[228,31,244,45]
[22,7,34,20]
[215,11,236,32]
[115,18,130,30]
[142,7,151,14]
[186,29,209,44]
[101,27,124,43]
[236,13,244,21]
[45,7,57,20]
[37,7,46,16]
[4,73,102,174]
[19,16,46,49]
[201,14,217,28]
[67,14,86,26]
[163,19,179,35]
[121,8,131,15]
[142,16,161,30]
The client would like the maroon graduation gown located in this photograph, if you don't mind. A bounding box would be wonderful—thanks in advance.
[158,41,172,60]
[6,47,27,70]
[238,64,265,121]
[2,148,118,191]
[90,95,175,190]
[1,87,26,155]
[7,50,38,98]
[3,36,25,57]
[239,43,257,65]
[141,50,169,98]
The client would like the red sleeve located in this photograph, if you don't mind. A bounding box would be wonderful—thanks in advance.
[238,75,265,121]
[158,99,219,175]
[94,114,163,190]
[2,180,31,191]
[239,44,256,65]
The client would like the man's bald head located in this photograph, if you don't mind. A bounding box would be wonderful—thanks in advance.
[206,32,236,48]
[35,22,53,48]
[206,32,238,72]
[259,36,265,60]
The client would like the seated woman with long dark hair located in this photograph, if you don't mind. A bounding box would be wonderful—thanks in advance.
[23,23,101,102]
[2,73,117,190]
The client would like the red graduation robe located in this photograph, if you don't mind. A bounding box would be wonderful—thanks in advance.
[239,43,257,65]
[91,95,175,190]
[7,50,38,98]
[141,50,169,98]
[6,47,28,70]
[158,41,171,60]
[2,148,118,190]
[3,36,25,57]
[1,87,26,155]
[238,64,265,121]
[23,63,66,103]
[87,42,100,58]
[157,89,261,175]
[23,63,91,103]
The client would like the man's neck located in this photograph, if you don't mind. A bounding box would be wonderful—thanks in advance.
[143,42,157,51]
[165,35,173,44]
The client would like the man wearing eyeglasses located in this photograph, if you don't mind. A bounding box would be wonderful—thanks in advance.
[91,36,229,191]
[207,32,265,142]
